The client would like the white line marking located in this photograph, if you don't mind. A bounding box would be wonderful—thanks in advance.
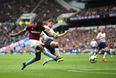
[67,69,116,75]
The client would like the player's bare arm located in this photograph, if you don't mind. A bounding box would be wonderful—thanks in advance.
[56,30,69,38]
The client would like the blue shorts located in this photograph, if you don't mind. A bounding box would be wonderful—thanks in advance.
[98,42,107,51]
[44,38,55,54]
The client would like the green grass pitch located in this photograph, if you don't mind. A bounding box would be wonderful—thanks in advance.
[0,53,116,78]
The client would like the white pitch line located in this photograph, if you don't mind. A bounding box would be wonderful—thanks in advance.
[67,69,116,75]
[68,67,116,71]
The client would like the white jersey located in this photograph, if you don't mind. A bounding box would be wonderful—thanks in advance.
[96,32,106,42]
[42,25,56,40]
[90,40,97,47]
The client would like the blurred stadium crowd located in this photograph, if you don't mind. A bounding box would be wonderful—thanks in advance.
[57,26,116,51]
[0,0,74,22]
[76,6,116,17]
[0,0,116,54]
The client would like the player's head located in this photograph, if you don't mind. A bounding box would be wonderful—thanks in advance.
[47,19,54,28]
[37,20,43,26]
[33,16,43,26]
[36,20,43,27]
[43,17,55,28]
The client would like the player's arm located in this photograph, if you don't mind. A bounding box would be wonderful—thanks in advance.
[44,26,69,38]
[9,28,27,37]
[96,33,100,41]
[55,30,69,38]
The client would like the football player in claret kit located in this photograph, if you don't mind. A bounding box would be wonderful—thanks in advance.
[10,20,63,70]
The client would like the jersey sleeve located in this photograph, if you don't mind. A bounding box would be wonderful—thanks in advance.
[96,33,100,39]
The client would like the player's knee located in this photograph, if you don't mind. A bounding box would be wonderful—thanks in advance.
[50,41,59,47]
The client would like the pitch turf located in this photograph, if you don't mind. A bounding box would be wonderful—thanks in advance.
[0,53,116,78]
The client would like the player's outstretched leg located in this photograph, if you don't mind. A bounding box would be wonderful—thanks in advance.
[21,52,41,70]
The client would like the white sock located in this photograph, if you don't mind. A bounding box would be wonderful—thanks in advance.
[46,58,54,63]
[103,52,107,58]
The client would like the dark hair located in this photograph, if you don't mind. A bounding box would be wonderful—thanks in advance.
[36,19,43,26]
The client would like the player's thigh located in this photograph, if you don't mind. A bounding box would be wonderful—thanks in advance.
[50,41,59,47]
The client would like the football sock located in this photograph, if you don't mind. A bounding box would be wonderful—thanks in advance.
[93,52,97,56]
[103,52,107,58]
[110,49,113,57]
[46,58,54,63]
[43,48,57,59]
[25,58,37,66]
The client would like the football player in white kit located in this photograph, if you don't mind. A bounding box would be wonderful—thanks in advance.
[96,28,109,62]
[41,18,69,65]
[90,39,98,55]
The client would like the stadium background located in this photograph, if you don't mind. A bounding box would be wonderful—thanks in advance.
[0,0,116,78]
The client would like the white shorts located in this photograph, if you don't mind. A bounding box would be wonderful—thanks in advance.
[29,39,41,48]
